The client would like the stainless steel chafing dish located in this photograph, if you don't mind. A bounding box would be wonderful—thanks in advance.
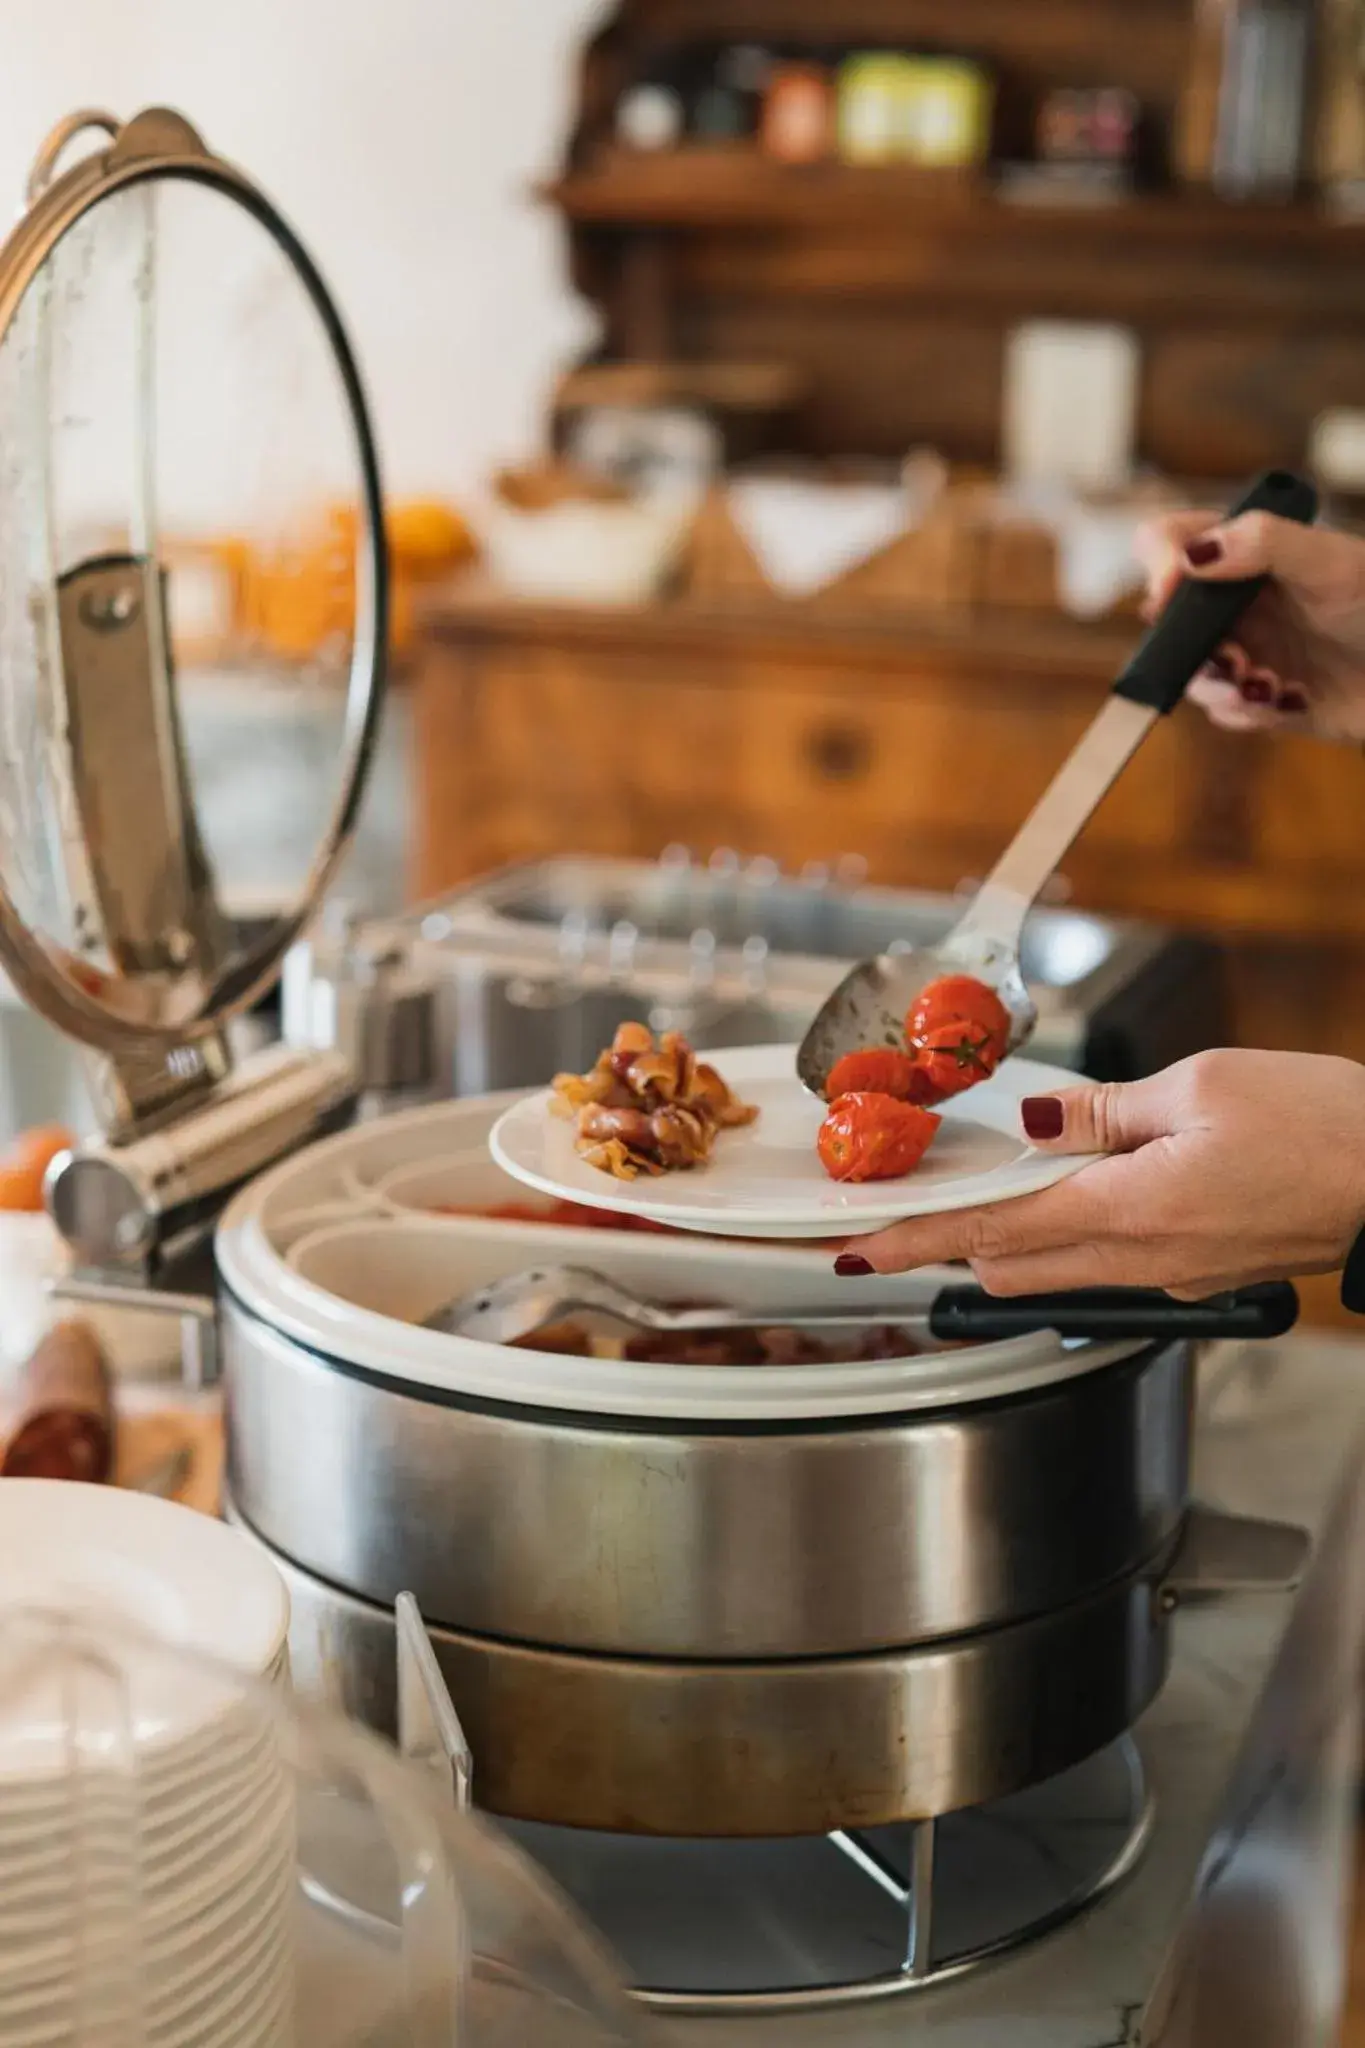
[216,1090,1306,1840]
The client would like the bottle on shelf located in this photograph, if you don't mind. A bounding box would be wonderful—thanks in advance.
[1176,0,1230,183]
[691,44,774,144]
[760,49,837,164]
[1314,0,1365,213]
[615,45,691,153]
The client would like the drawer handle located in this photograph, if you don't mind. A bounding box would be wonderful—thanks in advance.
[806,723,872,782]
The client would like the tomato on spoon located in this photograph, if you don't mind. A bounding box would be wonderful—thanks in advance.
[906,975,1011,1064]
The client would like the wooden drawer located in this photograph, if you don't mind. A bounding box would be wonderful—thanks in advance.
[731,683,1196,865]
[416,642,746,888]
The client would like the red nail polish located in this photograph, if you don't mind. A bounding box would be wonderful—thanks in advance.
[1278,688,1308,714]
[834,1254,874,1277]
[1184,537,1224,568]
[1021,1096,1064,1141]
[1240,674,1274,705]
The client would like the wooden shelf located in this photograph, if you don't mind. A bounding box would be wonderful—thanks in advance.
[635,0,1192,100]
[546,149,1365,253]
[555,358,807,412]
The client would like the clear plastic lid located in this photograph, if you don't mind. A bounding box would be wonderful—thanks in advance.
[0,109,386,1082]
[0,1604,649,2047]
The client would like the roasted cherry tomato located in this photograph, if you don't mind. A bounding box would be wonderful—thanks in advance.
[824,1048,939,1106]
[913,1020,1000,1100]
[816,1092,942,1184]
[906,975,1011,1063]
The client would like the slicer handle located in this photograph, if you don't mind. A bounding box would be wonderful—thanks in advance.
[1113,469,1318,716]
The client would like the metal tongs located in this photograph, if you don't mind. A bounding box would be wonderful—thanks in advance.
[426,1263,1300,1349]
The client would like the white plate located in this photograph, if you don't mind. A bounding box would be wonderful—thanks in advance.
[0,1693,274,1810]
[0,1773,283,1908]
[0,1826,293,1996]
[0,1484,289,1779]
[490,1045,1097,1240]
[0,1733,276,1846]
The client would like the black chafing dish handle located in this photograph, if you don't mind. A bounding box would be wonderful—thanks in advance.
[1113,469,1317,715]
[928,1280,1300,1344]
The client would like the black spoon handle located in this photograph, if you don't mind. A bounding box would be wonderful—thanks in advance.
[1113,469,1318,716]
[928,1280,1300,1345]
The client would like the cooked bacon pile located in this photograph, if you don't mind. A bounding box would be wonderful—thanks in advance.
[551,1024,758,1180]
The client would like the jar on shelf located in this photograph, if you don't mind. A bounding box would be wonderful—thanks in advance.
[615,47,691,153]
[906,58,994,168]
[837,52,915,162]
[761,53,836,163]
[692,43,774,142]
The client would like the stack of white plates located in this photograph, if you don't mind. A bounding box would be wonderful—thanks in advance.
[0,1482,294,2046]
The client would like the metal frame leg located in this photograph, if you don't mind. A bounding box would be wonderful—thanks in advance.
[828,1817,937,1981]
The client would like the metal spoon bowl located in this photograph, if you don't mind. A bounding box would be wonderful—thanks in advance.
[796,912,1035,1099]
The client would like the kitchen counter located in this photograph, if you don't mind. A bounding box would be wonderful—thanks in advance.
[655,1333,1365,2046]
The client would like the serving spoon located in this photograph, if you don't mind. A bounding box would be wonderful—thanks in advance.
[796,469,1318,1098]
[424,1263,1299,1348]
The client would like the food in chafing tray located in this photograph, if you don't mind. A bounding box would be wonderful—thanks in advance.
[518,1315,930,1368]
[551,1023,758,1180]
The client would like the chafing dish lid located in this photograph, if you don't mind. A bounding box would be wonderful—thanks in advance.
[0,108,386,1073]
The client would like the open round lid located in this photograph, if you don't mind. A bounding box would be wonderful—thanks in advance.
[0,108,386,1070]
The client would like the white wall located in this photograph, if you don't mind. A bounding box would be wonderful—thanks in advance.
[0,0,604,501]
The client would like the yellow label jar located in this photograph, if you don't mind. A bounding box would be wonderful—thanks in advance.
[903,59,993,167]
[837,53,919,163]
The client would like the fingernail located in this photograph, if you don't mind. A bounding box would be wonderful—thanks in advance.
[1184,536,1223,568]
[834,1253,874,1277]
[1240,673,1274,705]
[1278,687,1308,714]
[1021,1096,1064,1141]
